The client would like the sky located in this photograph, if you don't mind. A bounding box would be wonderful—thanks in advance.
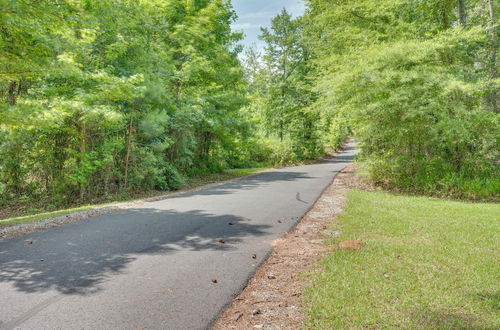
[232,0,306,51]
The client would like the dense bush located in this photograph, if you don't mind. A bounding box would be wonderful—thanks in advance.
[0,0,250,207]
[305,0,499,199]
[2,0,496,213]
[0,1,337,212]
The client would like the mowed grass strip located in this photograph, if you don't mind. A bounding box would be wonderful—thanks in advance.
[305,189,500,329]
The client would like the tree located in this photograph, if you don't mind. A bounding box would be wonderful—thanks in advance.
[302,0,499,199]
[0,0,250,208]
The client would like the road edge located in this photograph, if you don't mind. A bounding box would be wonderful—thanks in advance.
[210,160,356,329]
[0,144,349,240]
[0,169,275,240]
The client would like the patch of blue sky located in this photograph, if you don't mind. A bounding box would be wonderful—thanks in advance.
[232,0,306,51]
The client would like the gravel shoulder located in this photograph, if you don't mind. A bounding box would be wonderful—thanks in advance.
[213,164,372,329]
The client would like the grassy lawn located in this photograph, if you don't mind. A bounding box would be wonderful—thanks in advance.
[305,189,500,329]
[0,205,103,229]
[0,167,271,230]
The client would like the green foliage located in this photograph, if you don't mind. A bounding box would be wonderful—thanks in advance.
[243,9,328,162]
[0,0,252,208]
[322,113,351,151]
[1,0,496,211]
[304,0,499,199]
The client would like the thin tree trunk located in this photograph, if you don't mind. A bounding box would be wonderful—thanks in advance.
[279,120,284,142]
[10,147,22,194]
[488,0,498,112]
[7,81,17,105]
[124,104,136,189]
[488,0,497,73]
[488,0,496,23]
[79,119,86,200]
[280,48,287,142]
[440,4,451,29]
[280,80,285,142]
[202,131,212,163]
[457,0,467,26]
[279,96,284,142]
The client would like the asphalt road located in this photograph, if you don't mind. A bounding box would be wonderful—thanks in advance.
[0,143,357,330]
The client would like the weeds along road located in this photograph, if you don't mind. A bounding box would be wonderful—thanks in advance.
[0,143,358,330]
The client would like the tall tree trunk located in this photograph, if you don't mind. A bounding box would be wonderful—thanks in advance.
[280,82,285,142]
[488,0,498,112]
[8,145,22,194]
[124,104,136,189]
[202,131,212,163]
[78,117,86,200]
[279,120,284,142]
[488,0,496,22]
[457,0,467,26]
[440,3,451,30]
[488,0,497,73]
[7,81,17,105]
[280,49,287,142]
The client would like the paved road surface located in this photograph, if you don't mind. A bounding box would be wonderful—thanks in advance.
[0,143,357,330]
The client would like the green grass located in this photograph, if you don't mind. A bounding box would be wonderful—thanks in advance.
[0,204,107,229]
[0,167,271,230]
[224,168,272,176]
[305,189,500,329]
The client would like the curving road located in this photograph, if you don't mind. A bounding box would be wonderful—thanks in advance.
[0,142,357,330]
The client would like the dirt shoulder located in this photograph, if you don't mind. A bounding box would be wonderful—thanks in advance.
[213,164,373,330]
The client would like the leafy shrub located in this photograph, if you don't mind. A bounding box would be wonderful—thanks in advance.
[328,31,499,199]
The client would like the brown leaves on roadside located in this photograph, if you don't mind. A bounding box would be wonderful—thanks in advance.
[252,309,261,316]
[337,240,366,250]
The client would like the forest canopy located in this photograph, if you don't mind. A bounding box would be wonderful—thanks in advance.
[0,0,498,213]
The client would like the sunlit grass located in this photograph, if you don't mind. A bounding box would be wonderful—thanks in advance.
[305,189,500,329]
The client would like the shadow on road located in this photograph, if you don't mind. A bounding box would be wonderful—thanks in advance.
[188,145,357,198]
[0,209,271,295]
[317,145,358,164]
[0,144,358,297]
[182,171,316,197]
